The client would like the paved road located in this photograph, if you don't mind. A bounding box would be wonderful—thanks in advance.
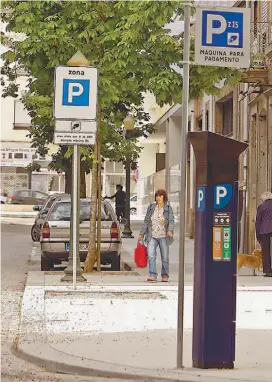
[0,222,151,382]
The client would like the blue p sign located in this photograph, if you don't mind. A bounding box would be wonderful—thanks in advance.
[196,186,205,212]
[62,79,90,106]
[214,184,232,209]
[202,10,243,48]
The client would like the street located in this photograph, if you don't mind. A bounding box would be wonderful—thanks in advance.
[0,221,152,382]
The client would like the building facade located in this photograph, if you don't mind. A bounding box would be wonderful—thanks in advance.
[0,74,64,195]
[137,0,272,252]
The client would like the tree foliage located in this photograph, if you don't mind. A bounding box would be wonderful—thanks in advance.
[1,1,242,165]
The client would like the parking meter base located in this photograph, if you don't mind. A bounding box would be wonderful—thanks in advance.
[193,360,234,369]
[188,132,248,370]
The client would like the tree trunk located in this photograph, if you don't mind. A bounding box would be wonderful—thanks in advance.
[84,146,98,273]
[65,170,72,194]
[80,158,86,198]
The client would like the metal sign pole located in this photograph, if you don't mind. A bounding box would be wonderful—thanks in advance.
[72,144,80,289]
[96,105,102,272]
[177,2,191,369]
[55,52,95,284]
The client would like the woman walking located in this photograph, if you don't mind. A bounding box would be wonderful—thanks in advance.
[138,189,174,282]
[256,191,272,277]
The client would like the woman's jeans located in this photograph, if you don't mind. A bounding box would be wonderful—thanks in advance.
[147,237,169,278]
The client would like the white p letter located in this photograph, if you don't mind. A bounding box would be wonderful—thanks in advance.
[216,186,227,206]
[68,83,84,103]
[198,190,204,209]
[206,14,227,44]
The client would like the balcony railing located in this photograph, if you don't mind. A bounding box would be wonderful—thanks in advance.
[250,22,272,68]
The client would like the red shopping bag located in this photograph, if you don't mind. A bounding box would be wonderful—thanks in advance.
[134,242,148,268]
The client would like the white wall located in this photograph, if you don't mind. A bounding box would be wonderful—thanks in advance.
[142,92,171,124]
[195,0,236,7]
[158,141,166,153]
[167,117,181,168]
[1,76,31,142]
[138,143,158,180]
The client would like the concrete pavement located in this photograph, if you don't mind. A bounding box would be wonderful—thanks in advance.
[50,329,272,381]
[15,270,272,382]
[3,216,272,380]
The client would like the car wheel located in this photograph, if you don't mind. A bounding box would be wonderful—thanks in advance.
[130,207,137,215]
[41,255,53,271]
[31,225,40,242]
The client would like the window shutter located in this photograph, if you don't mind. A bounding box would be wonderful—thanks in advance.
[261,1,268,23]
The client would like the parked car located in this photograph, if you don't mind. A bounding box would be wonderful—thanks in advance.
[31,193,68,242]
[8,189,48,205]
[40,197,122,271]
[108,194,138,215]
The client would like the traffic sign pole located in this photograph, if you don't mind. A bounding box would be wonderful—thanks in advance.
[72,145,79,288]
[61,143,86,285]
[59,52,96,285]
[177,1,191,369]
[96,105,102,272]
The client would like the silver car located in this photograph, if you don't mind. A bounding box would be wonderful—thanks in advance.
[40,197,122,271]
[31,193,68,242]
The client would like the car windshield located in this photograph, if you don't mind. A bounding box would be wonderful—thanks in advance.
[48,201,112,221]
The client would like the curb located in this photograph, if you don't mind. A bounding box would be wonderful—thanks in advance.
[14,335,227,382]
[0,213,36,218]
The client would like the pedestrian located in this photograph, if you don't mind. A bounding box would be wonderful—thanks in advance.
[256,191,272,277]
[138,189,174,282]
[104,184,126,222]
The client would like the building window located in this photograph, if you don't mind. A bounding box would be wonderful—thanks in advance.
[13,100,31,130]
[105,161,114,174]
[253,0,258,24]
[222,98,233,137]
[196,117,203,131]
[205,110,209,131]
[14,153,24,159]
[114,161,124,174]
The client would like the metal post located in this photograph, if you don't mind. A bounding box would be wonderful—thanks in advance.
[122,157,134,238]
[58,174,61,193]
[28,169,32,189]
[72,145,79,288]
[61,145,86,284]
[97,105,102,272]
[177,2,191,369]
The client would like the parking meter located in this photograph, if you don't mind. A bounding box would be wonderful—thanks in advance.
[188,131,248,369]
